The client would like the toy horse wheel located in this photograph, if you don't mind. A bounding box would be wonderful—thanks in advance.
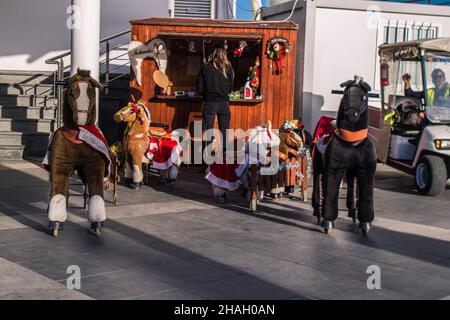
[91,222,103,237]
[94,228,102,237]
[250,199,257,212]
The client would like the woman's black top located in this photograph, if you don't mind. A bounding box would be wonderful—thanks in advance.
[197,63,234,102]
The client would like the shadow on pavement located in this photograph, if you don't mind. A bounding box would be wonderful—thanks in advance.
[0,162,305,300]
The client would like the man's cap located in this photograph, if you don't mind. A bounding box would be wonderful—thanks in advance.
[432,68,446,79]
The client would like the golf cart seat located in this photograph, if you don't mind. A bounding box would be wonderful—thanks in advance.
[391,96,423,136]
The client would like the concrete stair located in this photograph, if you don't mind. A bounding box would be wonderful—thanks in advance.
[0,70,130,160]
[0,70,55,160]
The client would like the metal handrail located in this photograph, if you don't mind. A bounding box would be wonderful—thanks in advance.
[45,30,131,64]
[100,29,131,43]
[45,29,131,129]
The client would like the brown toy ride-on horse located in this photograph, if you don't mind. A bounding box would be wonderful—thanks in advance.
[114,102,182,190]
[42,69,110,237]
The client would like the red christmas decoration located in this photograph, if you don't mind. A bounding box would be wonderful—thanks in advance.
[266,37,290,75]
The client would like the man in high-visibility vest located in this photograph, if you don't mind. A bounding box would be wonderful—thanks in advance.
[403,68,450,106]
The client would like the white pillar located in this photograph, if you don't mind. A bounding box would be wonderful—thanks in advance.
[70,0,101,122]
[251,0,263,20]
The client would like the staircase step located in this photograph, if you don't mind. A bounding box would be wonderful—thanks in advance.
[0,145,25,161]
[0,95,56,108]
[0,131,50,156]
[0,105,56,120]
[0,118,54,133]
[0,83,54,96]
[0,70,54,85]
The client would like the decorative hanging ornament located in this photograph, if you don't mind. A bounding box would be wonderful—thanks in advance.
[233,40,247,58]
[247,56,260,98]
[188,40,197,53]
[265,37,290,75]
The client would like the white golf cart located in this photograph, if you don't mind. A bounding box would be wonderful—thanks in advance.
[370,38,450,196]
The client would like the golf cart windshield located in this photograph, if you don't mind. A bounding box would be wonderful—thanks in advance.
[379,54,423,115]
[424,52,450,123]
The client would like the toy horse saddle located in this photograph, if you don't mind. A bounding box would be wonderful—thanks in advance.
[149,122,170,138]
[62,126,83,144]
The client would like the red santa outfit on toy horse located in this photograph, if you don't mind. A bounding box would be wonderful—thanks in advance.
[205,123,279,204]
[42,69,110,237]
[114,102,182,189]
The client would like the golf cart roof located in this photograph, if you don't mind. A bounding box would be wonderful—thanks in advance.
[379,38,450,59]
[379,38,450,52]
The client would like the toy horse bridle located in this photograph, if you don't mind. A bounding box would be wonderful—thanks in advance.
[340,80,371,123]
[123,103,152,140]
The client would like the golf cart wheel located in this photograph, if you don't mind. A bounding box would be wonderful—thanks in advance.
[414,155,447,196]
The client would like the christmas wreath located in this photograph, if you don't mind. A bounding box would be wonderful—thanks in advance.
[265,37,290,75]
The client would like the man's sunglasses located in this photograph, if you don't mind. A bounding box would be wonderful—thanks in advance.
[432,75,445,80]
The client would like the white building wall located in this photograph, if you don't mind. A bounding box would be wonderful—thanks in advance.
[309,7,450,132]
[0,0,169,71]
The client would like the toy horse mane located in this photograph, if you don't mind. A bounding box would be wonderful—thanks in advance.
[69,68,103,89]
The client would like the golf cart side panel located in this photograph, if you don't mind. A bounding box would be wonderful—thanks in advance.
[412,125,450,167]
[368,106,381,156]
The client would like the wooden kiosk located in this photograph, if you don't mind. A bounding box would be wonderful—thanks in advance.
[127,18,306,210]
[129,18,298,131]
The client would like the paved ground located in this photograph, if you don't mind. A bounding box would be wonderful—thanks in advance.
[0,159,449,300]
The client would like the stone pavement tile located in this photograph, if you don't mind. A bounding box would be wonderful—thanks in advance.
[11,252,123,283]
[381,270,450,299]
[0,216,29,231]
[242,259,416,300]
[104,218,203,262]
[350,247,445,272]
[130,209,373,268]
[184,274,299,300]
[0,257,91,300]
[140,259,242,288]
[309,255,408,282]
[58,223,191,269]
[0,220,181,278]
[412,258,450,278]
[392,236,450,260]
[70,268,175,300]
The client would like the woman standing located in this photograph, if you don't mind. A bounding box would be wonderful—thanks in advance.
[197,47,235,148]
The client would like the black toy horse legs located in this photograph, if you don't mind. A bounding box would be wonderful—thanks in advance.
[322,162,347,223]
[322,137,376,226]
[354,140,377,224]
[346,170,358,222]
[311,148,324,222]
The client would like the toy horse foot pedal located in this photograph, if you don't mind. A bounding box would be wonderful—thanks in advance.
[130,182,142,190]
[359,222,371,236]
[49,221,63,237]
[90,222,104,236]
[322,220,334,235]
